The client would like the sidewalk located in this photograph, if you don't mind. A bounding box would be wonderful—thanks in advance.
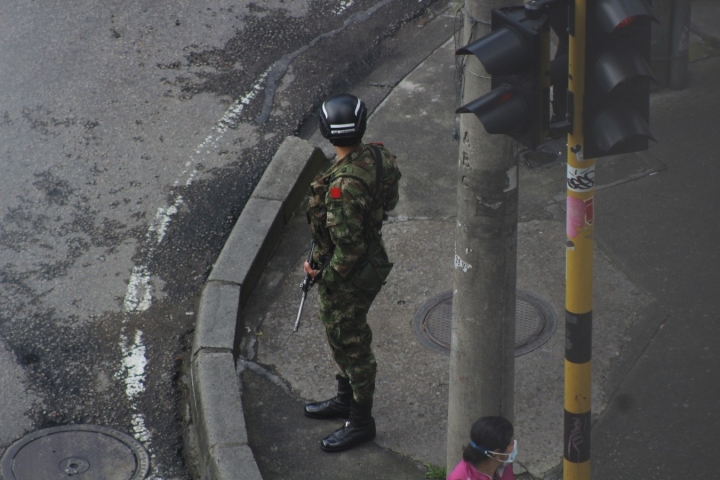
[190,1,720,479]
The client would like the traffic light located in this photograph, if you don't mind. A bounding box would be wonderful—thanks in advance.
[455,7,550,149]
[583,0,657,159]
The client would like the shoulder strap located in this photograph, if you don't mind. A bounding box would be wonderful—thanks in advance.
[330,145,384,202]
[331,164,374,191]
[369,145,383,202]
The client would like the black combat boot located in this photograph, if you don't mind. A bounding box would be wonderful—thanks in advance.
[320,399,376,452]
[304,375,352,419]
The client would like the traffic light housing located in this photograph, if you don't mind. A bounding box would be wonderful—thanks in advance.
[583,0,657,158]
[456,7,550,149]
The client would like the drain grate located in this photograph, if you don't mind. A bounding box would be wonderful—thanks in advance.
[1,424,150,480]
[412,289,557,356]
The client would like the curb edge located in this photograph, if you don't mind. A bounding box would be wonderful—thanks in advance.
[190,136,328,480]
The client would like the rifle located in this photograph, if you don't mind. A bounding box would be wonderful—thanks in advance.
[294,242,319,332]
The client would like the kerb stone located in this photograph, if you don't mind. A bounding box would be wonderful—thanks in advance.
[192,282,241,358]
[208,444,262,480]
[251,136,329,223]
[208,197,283,306]
[190,351,250,478]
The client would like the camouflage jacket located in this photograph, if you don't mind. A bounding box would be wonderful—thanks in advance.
[307,143,401,282]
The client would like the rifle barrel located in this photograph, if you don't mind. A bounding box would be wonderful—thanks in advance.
[294,241,316,332]
[294,291,306,332]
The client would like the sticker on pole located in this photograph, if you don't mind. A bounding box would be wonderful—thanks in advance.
[567,196,594,238]
[567,165,595,192]
[584,198,594,225]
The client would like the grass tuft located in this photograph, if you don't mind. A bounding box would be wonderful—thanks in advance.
[423,463,447,479]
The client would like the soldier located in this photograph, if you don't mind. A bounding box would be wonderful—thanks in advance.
[303,93,401,452]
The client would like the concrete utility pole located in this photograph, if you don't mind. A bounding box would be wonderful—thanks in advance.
[447,0,520,470]
[650,0,692,90]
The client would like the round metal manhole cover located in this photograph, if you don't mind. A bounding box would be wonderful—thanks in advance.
[412,289,557,356]
[1,424,150,480]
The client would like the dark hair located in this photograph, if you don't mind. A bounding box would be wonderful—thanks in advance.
[462,416,514,466]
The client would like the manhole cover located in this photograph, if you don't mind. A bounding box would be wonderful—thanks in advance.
[412,289,557,356]
[1,424,150,480]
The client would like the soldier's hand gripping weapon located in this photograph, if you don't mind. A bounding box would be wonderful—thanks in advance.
[294,242,318,332]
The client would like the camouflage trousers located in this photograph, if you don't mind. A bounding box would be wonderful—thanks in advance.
[318,276,382,405]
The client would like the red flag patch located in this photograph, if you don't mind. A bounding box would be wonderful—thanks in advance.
[330,187,342,199]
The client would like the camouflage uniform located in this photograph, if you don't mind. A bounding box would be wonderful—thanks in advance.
[307,142,401,404]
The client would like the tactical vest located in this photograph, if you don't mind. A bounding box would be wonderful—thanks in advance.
[332,144,385,228]
[307,145,387,260]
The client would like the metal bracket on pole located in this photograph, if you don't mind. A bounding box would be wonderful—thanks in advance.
[548,120,572,136]
[549,90,573,136]
[524,0,571,19]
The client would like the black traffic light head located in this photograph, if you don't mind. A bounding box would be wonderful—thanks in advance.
[455,7,550,149]
[584,0,657,158]
[593,0,655,33]
[456,85,529,134]
[456,27,530,76]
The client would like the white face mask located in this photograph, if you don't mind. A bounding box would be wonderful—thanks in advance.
[488,439,517,464]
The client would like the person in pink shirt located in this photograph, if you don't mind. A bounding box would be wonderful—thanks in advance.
[447,416,516,480]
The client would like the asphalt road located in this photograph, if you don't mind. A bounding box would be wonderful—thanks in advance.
[592,53,720,478]
[0,1,440,477]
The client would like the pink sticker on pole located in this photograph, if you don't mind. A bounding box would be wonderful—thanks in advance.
[567,196,585,238]
[584,198,594,225]
[567,196,594,238]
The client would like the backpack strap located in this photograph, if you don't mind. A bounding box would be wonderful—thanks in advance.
[332,164,375,191]
[330,145,386,227]
[369,144,383,204]
[331,145,384,204]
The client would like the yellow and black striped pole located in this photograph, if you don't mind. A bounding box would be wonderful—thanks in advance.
[564,1,593,479]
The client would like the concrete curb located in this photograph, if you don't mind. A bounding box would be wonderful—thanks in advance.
[190,136,328,480]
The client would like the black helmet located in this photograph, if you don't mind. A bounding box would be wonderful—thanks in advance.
[319,93,367,146]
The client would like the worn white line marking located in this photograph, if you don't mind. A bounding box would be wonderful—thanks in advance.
[334,0,354,14]
[122,68,270,312]
[120,330,151,443]
[124,266,153,312]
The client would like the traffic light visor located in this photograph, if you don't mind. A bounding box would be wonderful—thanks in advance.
[456,27,529,75]
[594,0,656,33]
[590,106,656,153]
[456,85,529,134]
[594,48,656,93]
